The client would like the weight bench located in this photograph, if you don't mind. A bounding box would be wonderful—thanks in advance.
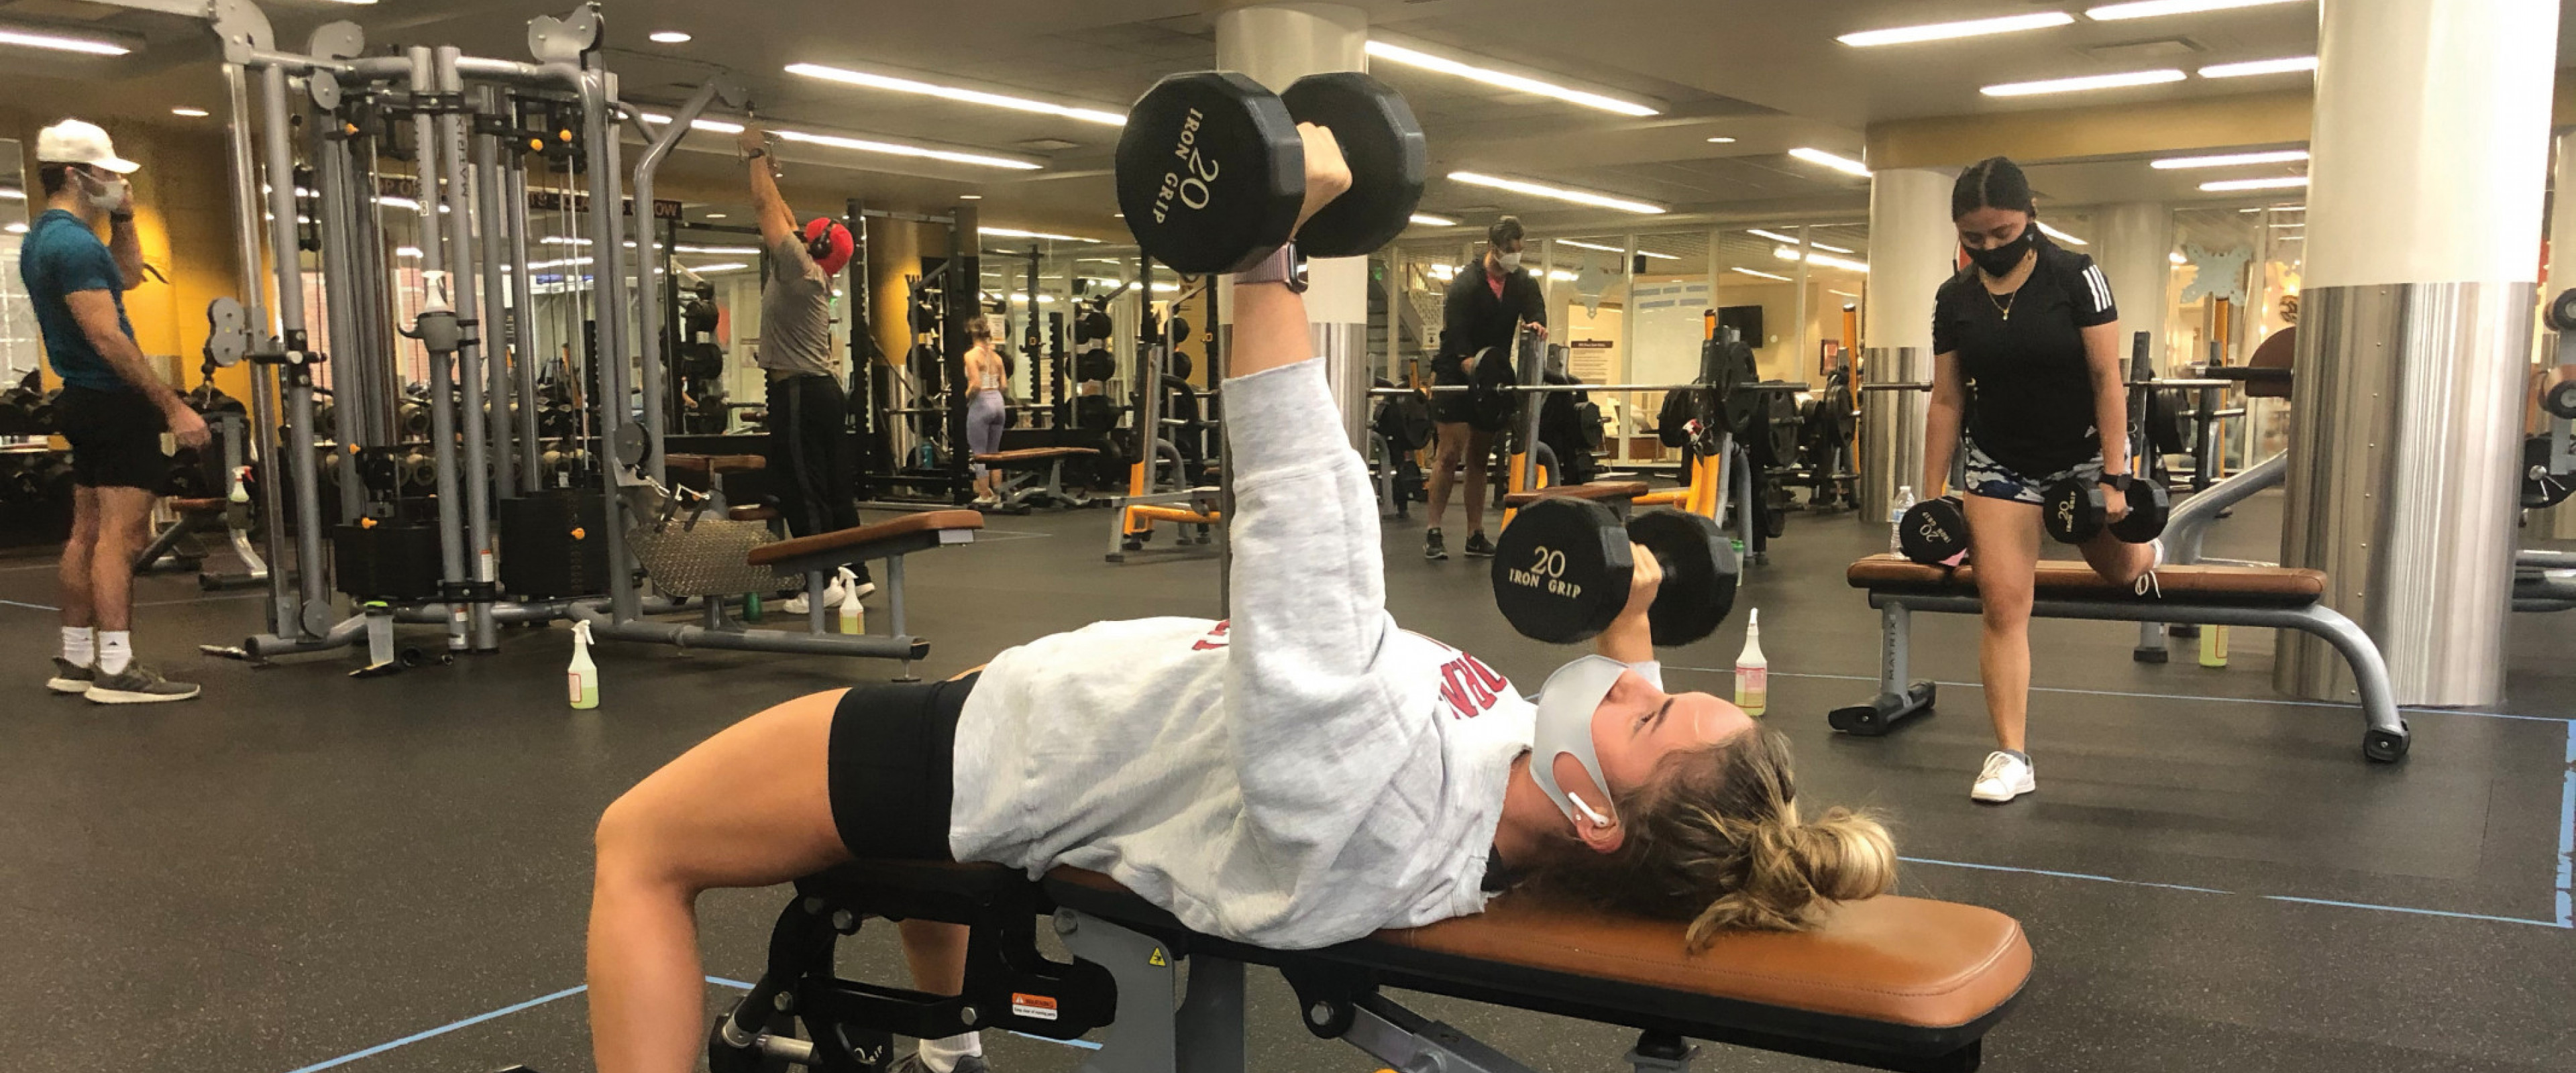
[735,510,983,679]
[708,861,2031,1073]
[1502,479,1651,520]
[974,447,1097,512]
[1830,555,2410,762]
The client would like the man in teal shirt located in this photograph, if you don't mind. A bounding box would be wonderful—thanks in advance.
[25,118,204,704]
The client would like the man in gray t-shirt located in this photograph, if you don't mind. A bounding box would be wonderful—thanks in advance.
[740,124,869,609]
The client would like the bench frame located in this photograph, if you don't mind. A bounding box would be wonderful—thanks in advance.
[709,866,2008,1073]
[977,449,1095,512]
[1833,589,2410,763]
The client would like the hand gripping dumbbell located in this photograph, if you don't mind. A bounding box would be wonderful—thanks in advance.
[1116,69,1426,274]
[2041,473,2169,545]
[1491,498,1739,646]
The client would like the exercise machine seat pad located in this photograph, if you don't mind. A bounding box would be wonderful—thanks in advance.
[665,453,767,475]
[1847,554,2326,607]
[1044,866,2028,1038]
[1501,481,1652,508]
[975,447,1100,464]
[746,510,983,567]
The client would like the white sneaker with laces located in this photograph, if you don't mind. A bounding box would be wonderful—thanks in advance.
[1971,750,2036,803]
[780,579,845,616]
[2134,538,2167,597]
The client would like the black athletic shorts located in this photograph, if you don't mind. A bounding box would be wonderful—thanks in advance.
[53,385,169,492]
[1428,372,1505,433]
[827,671,977,861]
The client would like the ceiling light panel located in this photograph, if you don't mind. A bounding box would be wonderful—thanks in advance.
[787,62,1126,125]
[1364,40,1660,116]
[2200,175,2310,191]
[2087,0,2308,20]
[1446,172,1666,214]
[2200,55,2317,78]
[1555,238,1680,260]
[1838,11,2075,47]
[2151,149,2310,169]
[1788,147,1871,176]
[1983,69,2186,96]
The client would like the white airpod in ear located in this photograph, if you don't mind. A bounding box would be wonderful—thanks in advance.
[1567,792,1611,827]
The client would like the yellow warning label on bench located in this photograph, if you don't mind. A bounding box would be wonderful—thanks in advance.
[1148,948,1168,967]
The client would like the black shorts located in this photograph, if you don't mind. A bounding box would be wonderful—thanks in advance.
[1429,375,1505,433]
[53,386,168,492]
[827,672,978,861]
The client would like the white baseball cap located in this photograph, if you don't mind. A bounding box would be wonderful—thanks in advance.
[35,119,138,174]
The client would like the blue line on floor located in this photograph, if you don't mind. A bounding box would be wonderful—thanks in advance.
[707,976,1100,1051]
[2264,896,2571,929]
[1668,665,2571,724]
[1901,856,2232,894]
[280,984,587,1073]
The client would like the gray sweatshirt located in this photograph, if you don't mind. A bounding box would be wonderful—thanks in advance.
[949,357,1538,950]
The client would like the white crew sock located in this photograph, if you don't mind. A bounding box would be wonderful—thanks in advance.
[97,630,133,676]
[62,626,95,666]
[916,1031,983,1073]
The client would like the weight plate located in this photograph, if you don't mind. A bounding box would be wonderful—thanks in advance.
[1628,508,1737,646]
[1491,497,1631,644]
[2545,379,2576,420]
[1279,71,1426,260]
[2550,288,2576,333]
[1116,71,1305,276]
[612,422,648,467]
[2522,434,2575,509]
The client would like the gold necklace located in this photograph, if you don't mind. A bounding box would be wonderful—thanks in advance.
[1988,287,2019,321]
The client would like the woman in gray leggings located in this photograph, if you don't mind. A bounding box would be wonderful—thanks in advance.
[962,317,1009,507]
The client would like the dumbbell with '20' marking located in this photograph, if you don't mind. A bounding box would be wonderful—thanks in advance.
[1115,70,1426,275]
[1492,498,1740,646]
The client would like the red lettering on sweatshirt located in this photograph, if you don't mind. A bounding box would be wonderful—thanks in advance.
[1191,620,1232,651]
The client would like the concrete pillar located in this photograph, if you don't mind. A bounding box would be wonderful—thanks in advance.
[2096,203,2173,372]
[1860,166,1956,518]
[2542,130,2576,539]
[1214,2,1372,449]
[2279,0,2557,707]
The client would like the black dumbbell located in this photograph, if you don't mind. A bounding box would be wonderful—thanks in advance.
[1491,498,1739,646]
[2041,476,2170,545]
[2544,379,2576,420]
[2548,288,2576,333]
[1116,70,1426,276]
[1898,496,1970,565]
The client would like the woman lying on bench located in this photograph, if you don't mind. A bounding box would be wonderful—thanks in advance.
[587,127,1894,1073]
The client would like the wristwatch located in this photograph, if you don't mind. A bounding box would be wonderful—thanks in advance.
[2102,472,2133,492]
[109,211,133,224]
[744,148,767,162]
[1234,243,1307,292]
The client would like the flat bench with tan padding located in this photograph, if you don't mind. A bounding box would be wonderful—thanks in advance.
[1503,479,1652,518]
[708,860,2031,1073]
[741,511,984,673]
[973,445,1098,512]
[1833,553,2408,762]
[663,452,766,475]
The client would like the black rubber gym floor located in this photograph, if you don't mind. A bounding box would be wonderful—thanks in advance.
[2,486,2570,1073]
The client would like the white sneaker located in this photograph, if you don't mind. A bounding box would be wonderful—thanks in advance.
[1970,750,2035,803]
[2134,538,2167,597]
[780,579,845,616]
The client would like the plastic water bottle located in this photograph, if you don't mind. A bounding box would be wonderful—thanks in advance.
[837,566,865,635]
[567,620,599,710]
[1734,608,1768,718]
[1888,484,1917,556]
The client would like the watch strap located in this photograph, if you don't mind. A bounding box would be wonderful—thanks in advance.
[1233,242,1302,290]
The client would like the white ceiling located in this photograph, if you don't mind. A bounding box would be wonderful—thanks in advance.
[7,0,2575,243]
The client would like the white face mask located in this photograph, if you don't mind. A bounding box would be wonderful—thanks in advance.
[1528,655,1625,826]
[80,170,125,212]
[1497,249,1523,271]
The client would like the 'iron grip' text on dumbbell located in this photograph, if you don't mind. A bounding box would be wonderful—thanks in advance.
[1151,109,1214,225]
[1504,546,1584,600]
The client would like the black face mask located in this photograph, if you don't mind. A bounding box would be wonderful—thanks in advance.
[1966,222,2037,277]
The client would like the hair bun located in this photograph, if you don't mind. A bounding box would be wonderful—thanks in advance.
[1789,809,1896,903]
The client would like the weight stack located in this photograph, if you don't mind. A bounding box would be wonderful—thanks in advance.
[497,489,610,598]
[332,522,443,602]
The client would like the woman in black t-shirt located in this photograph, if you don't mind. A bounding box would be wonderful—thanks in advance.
[1923,157,2159,805]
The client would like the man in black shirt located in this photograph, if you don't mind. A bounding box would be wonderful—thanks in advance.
[1423,215,1546,560]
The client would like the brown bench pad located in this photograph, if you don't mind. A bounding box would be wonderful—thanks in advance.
[1502,480,1652,508]
[975,447,1099,464]
[170,497,227,514]
[1847,553,2325,607]
[665,453,766,475]
[1042,866,2027,1058]
[746,510,983,567]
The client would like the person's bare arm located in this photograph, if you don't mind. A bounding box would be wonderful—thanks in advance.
[2080,320,2131,516]
[67,289,206,447]
[1921,350,1966,496]
[1592,545,1662,665]
[737,125,798,251]
[1226,124,1350,380]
